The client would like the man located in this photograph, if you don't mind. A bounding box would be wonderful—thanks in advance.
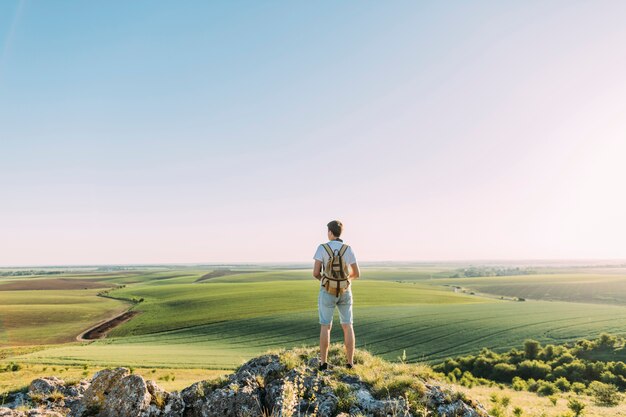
[313,220,360,371]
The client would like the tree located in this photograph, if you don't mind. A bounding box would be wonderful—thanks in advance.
[524,340,540,359]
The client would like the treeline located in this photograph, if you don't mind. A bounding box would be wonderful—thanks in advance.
[0,270,63,276]
[434,334,625,405]
[451,266,537,278]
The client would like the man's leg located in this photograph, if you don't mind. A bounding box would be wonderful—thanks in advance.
[341,323,355,365]
[320,324,332,364]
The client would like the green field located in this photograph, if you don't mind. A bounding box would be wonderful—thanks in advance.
[0,288,130,345]
[3,265,626,372]
[436,270,626,305]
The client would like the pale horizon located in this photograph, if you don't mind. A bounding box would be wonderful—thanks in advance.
[3,258,626,270]
[2,1,626,266]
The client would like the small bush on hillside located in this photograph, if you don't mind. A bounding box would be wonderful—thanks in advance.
[537,381,559,396]
[512,377,527,391]
[518,360,551,380]
[2,362,22,372]
[492,363,516,382]
[554,376,571,392]
[567,397,585,417]
[588,381,621,406]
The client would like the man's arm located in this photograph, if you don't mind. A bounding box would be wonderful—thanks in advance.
[349,263,360,280]
[313,260,323,280]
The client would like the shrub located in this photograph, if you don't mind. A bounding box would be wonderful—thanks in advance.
[491,363,516,382]
[527,378,539,392]
[511,377,527,391]
[524,340,541,359]
[472,356,495,378]
[518,360,551,380]
[6,363,21,372]
[537,381,559,396]
[48,390,65,402]
[571,382,586,394]
[441,359,460,374]
[588,381,621,406]
[597,333,619,348]
[554,377,571,392]
[567,397,586,417]
[489,405,505,417]
[553,352,575,366]
[333,382,356,412]
[600,371,618,385]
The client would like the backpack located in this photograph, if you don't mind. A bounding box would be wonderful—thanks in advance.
[320,243,350,297]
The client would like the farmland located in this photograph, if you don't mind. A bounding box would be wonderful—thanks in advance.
[2,264,626,375]
[437,268,626,305]
[0,288,131,345]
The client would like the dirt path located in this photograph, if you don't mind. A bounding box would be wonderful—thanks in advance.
[76,310,141,341]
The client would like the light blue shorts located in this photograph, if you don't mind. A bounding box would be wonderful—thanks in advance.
[318,287,353,325]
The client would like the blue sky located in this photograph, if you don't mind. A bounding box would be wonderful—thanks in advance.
[1,1,626,265]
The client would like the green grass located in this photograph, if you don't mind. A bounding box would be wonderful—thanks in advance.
[106,279,483,337]
[0,289,130,345]
[437,273,626,305]
[5,266,626,373]
[11,298,626,369]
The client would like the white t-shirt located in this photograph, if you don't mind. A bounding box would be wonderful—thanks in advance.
[313,241,357,287]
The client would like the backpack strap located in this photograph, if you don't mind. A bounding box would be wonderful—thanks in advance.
[321,244,334,258]
[321,244,333,277]
[337,244,348,280]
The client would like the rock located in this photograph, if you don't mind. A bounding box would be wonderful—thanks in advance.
[0,408,25,417]
[352,387,411,417]
[69,367,182,417]
[143,380,185,417]
[0,409,63,417]
[29,378,65,397]
[101,374,151,416]
[0,393,28,410]
[2,350,489,417]
[70,367,131,416]
[63,381,90,399]
[425,383,489,417]
[26,411,65,417]
[181,354,286,417]
[264,367,339,417]
[180,381,214,417]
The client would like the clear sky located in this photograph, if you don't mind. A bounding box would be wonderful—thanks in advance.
[1,1,625,266]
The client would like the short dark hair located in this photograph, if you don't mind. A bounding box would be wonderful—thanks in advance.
[327,220,343,237]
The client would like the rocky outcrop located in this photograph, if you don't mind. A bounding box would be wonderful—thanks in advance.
[1,351,487,417]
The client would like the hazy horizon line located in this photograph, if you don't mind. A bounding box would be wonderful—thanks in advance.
[2,258,626,269]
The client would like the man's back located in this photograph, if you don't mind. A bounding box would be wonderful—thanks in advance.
[313,241,357,286]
